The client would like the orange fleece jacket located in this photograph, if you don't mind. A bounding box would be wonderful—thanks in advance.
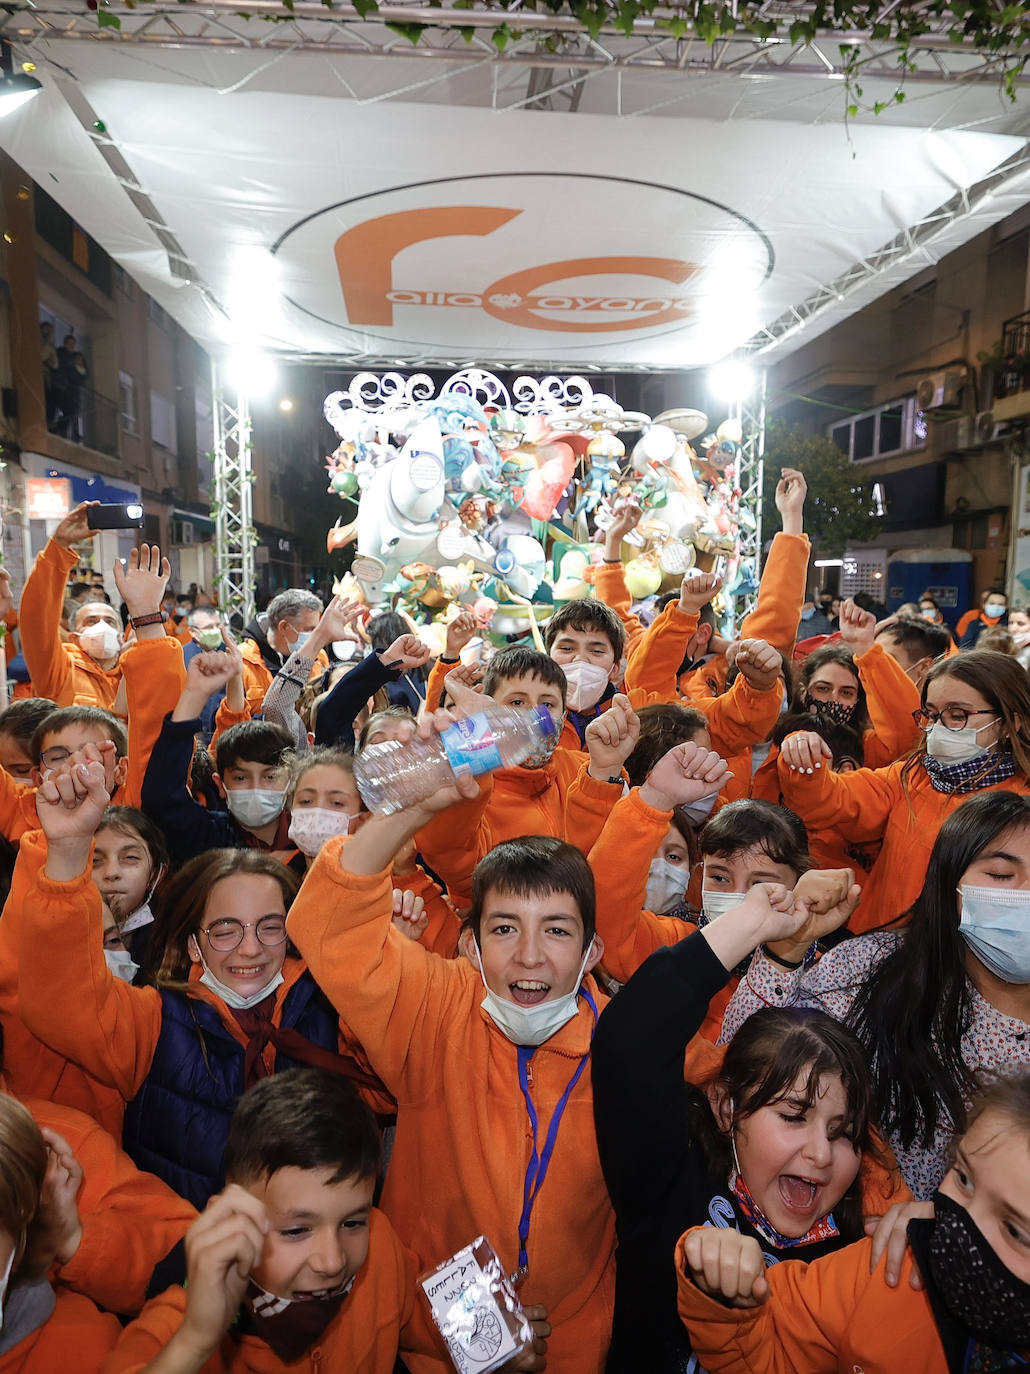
[414,749,625,907]
[286,844,616,1374]
[592,562,647,655]
[777,753,1030,931]
[0,1288,119,1373]
[239,640,328,716]
[20,539,122,710]
[675,1229,951,1374]
[100,1209,417,1374]
[0,835,124,1137]
[120,635,187,809]
[22,1095,195,1315]
[13,833,390,1118]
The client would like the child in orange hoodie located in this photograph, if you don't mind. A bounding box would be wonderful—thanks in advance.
[0,1094,120,1372]
[415,647,634,906]
[676,1067,1030,1373]
[101,1069,434,1374]
[286,718,616,1374]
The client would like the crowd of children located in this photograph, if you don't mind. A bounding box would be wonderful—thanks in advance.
[0,472,1021,1372]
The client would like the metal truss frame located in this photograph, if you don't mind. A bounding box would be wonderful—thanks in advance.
[732,370,766,621]
[4,0,1028,116]
[211,358,256,625]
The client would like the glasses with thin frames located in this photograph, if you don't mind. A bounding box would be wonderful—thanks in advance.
[912,706,1000,732]
[198,916,288,952]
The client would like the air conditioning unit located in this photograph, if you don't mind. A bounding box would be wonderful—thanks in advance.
[170,519,195,546]
[916,368,968,410]
[937,411,998,453]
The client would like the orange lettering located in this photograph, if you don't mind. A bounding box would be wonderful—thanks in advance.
[334,207,521,326]
[481,257,700,332]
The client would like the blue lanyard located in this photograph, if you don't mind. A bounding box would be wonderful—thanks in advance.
[515,988,597,1278]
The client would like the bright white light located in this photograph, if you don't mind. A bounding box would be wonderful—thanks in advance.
[814,558,844,567]
[225,349,277,397]
[279,397,294,413]
[708,360,757,403]
[225,245,282,338]
[0,85,40,118]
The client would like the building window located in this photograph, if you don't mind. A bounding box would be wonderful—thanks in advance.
[150,392,177,452]
[119,372,137,436]
[147,297,168,329]
[829,397,925,463]
[112,263,134,300]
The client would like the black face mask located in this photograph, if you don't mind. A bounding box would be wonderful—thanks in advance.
[801,693,855,727]
[927,1190,1030,1352]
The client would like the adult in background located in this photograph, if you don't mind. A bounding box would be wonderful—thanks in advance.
[957,587,1008,649]
[238,588,327,713]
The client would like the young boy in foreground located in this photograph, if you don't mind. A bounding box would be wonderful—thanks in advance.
[286,712,613,1372]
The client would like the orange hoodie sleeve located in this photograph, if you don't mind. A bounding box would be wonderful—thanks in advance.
[25,1097,195,1316]
[588,787,694,982]
[19,537,78,706]
[286,841,476,1096]
[423,654,452,714]
[207,696,252,758]
[15,831,163,1102]
[120,637,187,809]
[414,777,493,907]
[624,603,699,699]
[697,673,784,757]
[777,755,902,845]
[738,532,810,657]
[854,641,921,770]
[561,762,627,859]
[594,562,646,654]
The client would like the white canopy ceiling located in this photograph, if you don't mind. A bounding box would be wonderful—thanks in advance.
[4,12,1030,370]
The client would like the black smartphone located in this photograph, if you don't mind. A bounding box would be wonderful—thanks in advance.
[86,503,145,531]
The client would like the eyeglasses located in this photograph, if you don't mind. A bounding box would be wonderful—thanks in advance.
[912,706,1000,732]
[198,917,288,952]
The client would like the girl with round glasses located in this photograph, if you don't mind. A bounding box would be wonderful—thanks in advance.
[13,757,392,1209]
[775,650,1030,932]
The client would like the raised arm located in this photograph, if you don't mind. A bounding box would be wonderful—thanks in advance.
[287,718,482,1090]
[596,503,647,653]
[624,571,721,698]
[20,502,98,705]
[776,733,901,841]
[313,633,429,747]
[699,638,784,755]
[16,759,163,1101]
[262,596,367,746]
[835,602,921,767]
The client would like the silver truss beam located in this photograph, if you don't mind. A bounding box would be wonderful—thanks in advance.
[733,369,766,623]
[211,358,256,625]
[4,2,1028,91]
[745,140,1030,359]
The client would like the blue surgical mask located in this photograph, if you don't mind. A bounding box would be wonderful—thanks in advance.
[292,629,314,653]
[800,607,815,622]
[985,602,1007,620]
[958,884,1030,983]
[224,788,286,830]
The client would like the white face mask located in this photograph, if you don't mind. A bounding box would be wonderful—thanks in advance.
[77,622,121,662]
[472,942,592,1046]
[646,858,688,914]
[562,661,610,712]
[290,629,314,654]
[701,888,747,923]
[679,791,719,827]
[118,899,155,935]
[287,807,360,857]
[224,788,286,829]
[196,949,286,1011]
[985,603,1007,620]
[958,884,1030,984]
[332,639,361,662]
[104,947,140,983]
[925,719,998,765]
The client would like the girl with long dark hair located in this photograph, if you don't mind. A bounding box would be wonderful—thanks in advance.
[722,789,1030,1198]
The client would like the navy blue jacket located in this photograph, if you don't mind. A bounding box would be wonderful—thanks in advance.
[122,974,341,1209]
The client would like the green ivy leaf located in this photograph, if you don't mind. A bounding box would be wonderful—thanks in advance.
[846,102,859,116]
[351,0,377,14]
[894,89,905,102]
[385,19,427,40]
[492,21,511,48]
[789,18,814,43]
[97,9,122,27]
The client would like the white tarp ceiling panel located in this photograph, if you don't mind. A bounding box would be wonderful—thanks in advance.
[1,70,1024,367]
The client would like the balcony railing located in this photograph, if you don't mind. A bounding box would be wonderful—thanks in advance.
[994,308,1030,401]
[46,385,120,459]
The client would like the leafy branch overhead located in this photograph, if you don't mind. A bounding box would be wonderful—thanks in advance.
[761,421,884,557]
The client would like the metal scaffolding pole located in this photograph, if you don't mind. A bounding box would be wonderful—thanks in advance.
[732,368,766,623]
[211,358,256,626]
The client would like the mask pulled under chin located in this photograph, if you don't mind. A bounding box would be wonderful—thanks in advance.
[562,662,610,713]
[247,1276,353,1364]
[197,953,285,1012]
[287,807,360,857]
[224,788,287,830]
[473,942,590,1046]
[928,1190,1030,1350]
[729,1132,839,1250]
[77,624,121,663]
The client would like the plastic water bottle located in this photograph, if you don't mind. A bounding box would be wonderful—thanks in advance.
[354,706,557,815]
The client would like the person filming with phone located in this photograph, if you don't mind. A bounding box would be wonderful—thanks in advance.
[19,501,163,712]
